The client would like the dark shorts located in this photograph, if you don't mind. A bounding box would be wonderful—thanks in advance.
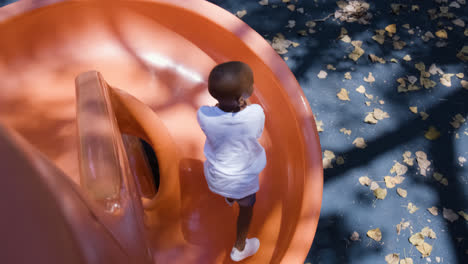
[228,193,256,207]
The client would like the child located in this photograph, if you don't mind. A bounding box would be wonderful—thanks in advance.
[197,61,266,262]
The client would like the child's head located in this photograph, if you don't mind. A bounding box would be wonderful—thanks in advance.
[208,61,254,106]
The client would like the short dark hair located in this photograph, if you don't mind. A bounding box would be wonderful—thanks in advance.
[208,61,253,101]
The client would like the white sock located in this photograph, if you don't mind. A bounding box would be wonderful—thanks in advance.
[230,238,260,262]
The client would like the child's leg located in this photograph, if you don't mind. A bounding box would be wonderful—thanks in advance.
[233,193,256,251]
[234,205,254,250]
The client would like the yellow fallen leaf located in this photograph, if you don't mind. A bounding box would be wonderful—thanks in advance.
[433,172,443,181]
[420,112,429,120]
[403,151,414,166]
[365,113,378,124]
[349,42,365,61]
[365,93,373,99]
[385,176,396,188]
[374,188,387,199]
[391,162,408,176]
[409,106,418,114]
[236,10,247,18]
[385,24,397,34]
[372,34,385,45]
[385,253,400,264]
[365,101,371,106]
[425,126,441,140]
[340,128,352,135]
[411,5,419,11]
[379,100,385,105]
[456,73,464,79]
[421,77,437,89]
[440,178,448,186]
[390,58,398,63]
[421,227,436,239]
[370,181,379,191]
[415,151,431,176]
[258,0,268,6]
[317,70,328,79]
[364,72,375,83]
[393,40,406,50]
[409,232,425,246]
[415,62,426,72]
[435,29,448,39]
[403,55,412,61]
[369,54,386,64]
[456,46,468,61]
[316,120,324,132]
[359,176,371,186]
[397,188,407,197]
[367,228,382,241]
[407,202,419,214]
[356,85,366,94]
[440,73,454,87]
[344,72,352,79]
[458,211,468,221]
[337,88,350,101]
[427,206,438,216]
[323,150,336,169]
[373,108,390,120]
[353,137,367,149]
[416,242,432,257]
[327,64,336,70]
[462,80,468,90]
[287,4,295,11]
[400,257,414,264]
[396,220,410,235]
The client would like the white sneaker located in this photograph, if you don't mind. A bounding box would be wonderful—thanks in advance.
[230,238,260,262]
[225,197,235,207]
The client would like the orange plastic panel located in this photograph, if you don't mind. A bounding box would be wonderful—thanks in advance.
[0,0,323,263]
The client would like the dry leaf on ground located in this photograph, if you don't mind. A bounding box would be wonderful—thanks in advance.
[367,228,382,241]
[443,208,459,222]
[400,258,413,264]
[345,72,352,79]
[391,162,408,176]
[409,233,424,246]
[337,88,351,101]
[374,188,387,199]
[327,64,336,70]
[403,151,414,166]
[397,188,407,197]
[450,114,466,128]
[456,46,468,61]
[369,54,386,63]
[409,106,418,114]
[462,80,468,90]
[435,29,448,39]
[323,150,336,169]
[370,181,380,191]
[385,24,397,34]
[356,85,366,93]
[318,70,328,79]
[416,242,432,257]
[396,220,410,234]
[236,10,247,18]
[403,55,412,61]
[420,112,429,120]
[336,156,345,165]
[316,120,324,132]
[427,206,438,216]
[416,151,431,176]
[421,227,436,239]
[340,128,352,135]
[385,253,399,264]
[287,4,295,11]
[359,176,371,186]
[458,211,468,221]
[353,137,367,149]
[364,72,375,83]
[440,73,454,87]
[425,126,441,140]
[335,0,372,24]
[407,202,419,214]
[258,0,268,6]
[349,41,365,61]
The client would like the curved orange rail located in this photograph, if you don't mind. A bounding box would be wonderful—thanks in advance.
[0,0,323,263]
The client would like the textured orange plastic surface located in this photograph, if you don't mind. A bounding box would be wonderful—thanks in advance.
[0,0,323,263]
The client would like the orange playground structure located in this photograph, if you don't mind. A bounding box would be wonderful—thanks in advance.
[0,0,323,263]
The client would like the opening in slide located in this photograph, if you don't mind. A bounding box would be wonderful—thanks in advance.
[121,134,160,199]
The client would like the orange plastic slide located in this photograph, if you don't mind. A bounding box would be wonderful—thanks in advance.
[0,0,323,263]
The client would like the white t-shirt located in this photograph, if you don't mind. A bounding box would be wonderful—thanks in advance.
[197,104,267,199]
